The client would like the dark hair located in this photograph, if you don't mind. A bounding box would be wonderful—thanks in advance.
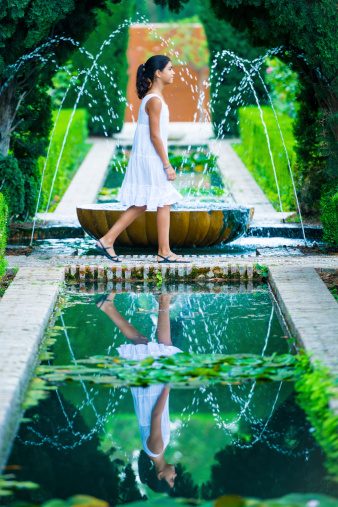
[136,55,171,99]
[138,450,173,493]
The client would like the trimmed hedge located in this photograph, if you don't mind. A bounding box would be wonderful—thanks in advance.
[0,193,8,281]
[233,106,297,211]
[321,184,338,246]
[38,109,90,212]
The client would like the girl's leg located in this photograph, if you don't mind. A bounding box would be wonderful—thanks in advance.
[156,205,184,262]
[97,205,146,257]
[98,293,149,345]
[157,293,172,345]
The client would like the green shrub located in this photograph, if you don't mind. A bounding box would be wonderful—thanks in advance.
[321,184,338,246]
[234,106,297,211]
[0,193,8,281]
[38,109,90,212]
[295,356,338,479]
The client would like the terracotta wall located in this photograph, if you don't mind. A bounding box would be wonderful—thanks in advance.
[125,23,210,122]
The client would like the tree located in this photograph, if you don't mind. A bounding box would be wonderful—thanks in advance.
[62,0,134,137]
[0,0,123,219]
[156,0,338,209]
[197,0,267,137]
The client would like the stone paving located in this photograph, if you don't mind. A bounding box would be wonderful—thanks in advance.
[37,137,116,223]
[5,251,338,270]
[0,267,65,471]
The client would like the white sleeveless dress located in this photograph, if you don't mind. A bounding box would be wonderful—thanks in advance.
[117,342,182,457]
[117,93,183,211]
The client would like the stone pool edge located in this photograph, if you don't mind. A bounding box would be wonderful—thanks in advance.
[269,266,338,414]
[0,267,65,472]
[64,262,260,282]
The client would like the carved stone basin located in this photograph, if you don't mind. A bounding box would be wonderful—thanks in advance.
[77,202,254,248]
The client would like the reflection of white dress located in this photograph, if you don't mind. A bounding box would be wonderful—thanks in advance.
[117,93,182,211]
[117,342,182,457]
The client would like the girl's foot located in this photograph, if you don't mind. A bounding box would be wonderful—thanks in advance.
[95,292,116,309]
[96,239,121,262]
[157,252,189,263]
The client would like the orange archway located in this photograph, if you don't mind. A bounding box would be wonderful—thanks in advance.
[125,23,210,122]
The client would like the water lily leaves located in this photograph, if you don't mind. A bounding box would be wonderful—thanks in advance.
[36,353,301,388]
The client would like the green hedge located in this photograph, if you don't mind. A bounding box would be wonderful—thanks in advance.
[321,184,338,246]
[0,193,8,282]
[38,109,90,212]
[233,106,297,211]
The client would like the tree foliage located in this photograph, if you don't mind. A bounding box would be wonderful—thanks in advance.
[63,0,134,137]
[197,0,267,137]
[158,0,338,210]
[0,0,123,220]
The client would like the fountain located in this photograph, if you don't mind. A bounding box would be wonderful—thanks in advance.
[76,202,254,248]
[0,16,305,248]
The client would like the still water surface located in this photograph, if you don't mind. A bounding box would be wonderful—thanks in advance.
[3,284,332,503]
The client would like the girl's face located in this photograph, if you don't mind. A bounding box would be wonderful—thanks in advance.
[159,464,177,488]
[157,61,175,85]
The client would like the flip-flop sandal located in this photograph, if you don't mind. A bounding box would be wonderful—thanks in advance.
[96,239,121,263]
[95,293,116,308]
[157,254,190,264]
[95,294,110,308]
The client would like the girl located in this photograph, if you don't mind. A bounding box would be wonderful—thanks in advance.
[96,291,181,491]
[96,55,189,264]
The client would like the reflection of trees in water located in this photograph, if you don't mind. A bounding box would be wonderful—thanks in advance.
[6,392,144,505]
[200,394,338,500]
[169,463,198,499]
[6,390,336,503]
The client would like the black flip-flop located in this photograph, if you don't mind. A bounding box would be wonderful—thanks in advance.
[96,239,121,263]
[95,294,109,308]
[95,293,115,308]
[157,254,190,264]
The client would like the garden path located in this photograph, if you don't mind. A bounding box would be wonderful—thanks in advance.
[37,137,116,225]
[35,124,296,228]
[209,139,294,223]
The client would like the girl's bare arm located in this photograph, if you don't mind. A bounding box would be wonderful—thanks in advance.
[146,97,176,181]
[146,387,170,454]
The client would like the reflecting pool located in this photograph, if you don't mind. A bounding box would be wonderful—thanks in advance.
[2,284,337,504]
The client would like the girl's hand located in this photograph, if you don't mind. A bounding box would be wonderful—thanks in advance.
[165,165,176,181]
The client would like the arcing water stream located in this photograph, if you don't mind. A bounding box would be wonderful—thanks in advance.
[0,15,307,246]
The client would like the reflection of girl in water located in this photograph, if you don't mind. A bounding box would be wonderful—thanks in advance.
[97,292,181,492]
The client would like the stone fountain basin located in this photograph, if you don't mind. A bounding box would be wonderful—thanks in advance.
[77,202,254,248]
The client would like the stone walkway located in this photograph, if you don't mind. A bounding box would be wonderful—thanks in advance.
[37,137,116,224]
[269,266,338,371]
[5,252,338,270]
[209,140,293,223]
[0,267,65,470]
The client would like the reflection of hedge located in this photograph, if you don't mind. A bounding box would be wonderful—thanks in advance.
[234,106,296,211]
[198,0,267,138]
[63,0,134,136]
[38,109,89,212]
[0,193,8,281]
[321,185,338,246]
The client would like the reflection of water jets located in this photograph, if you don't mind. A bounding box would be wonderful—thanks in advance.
[203,298,274,431]
[60,314,109,435]
[234,381,282,449]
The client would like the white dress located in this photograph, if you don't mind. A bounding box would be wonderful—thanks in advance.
[117,93,183,211]
[117,342,182,457]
